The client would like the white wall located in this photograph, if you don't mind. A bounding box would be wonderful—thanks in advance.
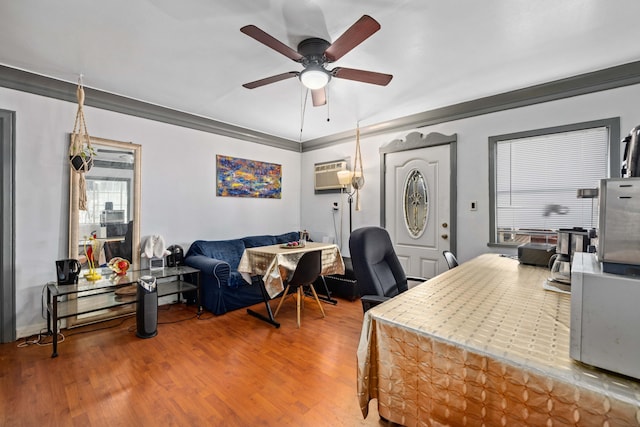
[0,86,301,337]
[4,81,640,338]
[301,83,640,261]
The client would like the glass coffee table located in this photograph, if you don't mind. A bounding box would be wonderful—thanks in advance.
[46,265,200,357]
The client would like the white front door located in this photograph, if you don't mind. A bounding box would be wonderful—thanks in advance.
[384,143,451,279]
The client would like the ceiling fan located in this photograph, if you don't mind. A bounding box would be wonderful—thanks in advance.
[240,15,393,107]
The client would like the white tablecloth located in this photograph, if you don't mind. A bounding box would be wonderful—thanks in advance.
[238,242,344,298]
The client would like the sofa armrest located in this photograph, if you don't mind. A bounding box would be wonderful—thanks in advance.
[185,255,231,283]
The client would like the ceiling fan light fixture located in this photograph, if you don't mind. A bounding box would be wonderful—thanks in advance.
[300,68,330,90]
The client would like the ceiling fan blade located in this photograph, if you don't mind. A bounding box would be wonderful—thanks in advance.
[240,25,303,62]
[324,15,381,62]
[242,72,298,89]
[332,67,393,86]
[311,88,326,107]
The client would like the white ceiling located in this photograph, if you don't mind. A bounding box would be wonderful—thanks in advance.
[2,0,640,143]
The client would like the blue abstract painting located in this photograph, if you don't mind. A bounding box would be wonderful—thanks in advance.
[216,155,282,199]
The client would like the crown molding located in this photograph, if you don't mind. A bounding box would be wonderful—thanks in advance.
[2,61,640,153]
[0,65,301,152]
[302,60,640,151]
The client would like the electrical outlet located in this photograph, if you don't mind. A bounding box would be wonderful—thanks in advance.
[332,202,339,211]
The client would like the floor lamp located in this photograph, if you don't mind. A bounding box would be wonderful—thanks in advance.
[337,170,355,249]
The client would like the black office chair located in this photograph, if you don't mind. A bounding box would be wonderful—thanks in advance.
[443,250,459,269]
[349,226,428,312]
[273,250,325,327]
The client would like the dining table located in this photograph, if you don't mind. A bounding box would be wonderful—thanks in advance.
[357,253,640,426]
[237,241,345,327]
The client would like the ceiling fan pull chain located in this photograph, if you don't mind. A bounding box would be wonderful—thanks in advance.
[299,87,310,141]
[299,86,303,141]
[326,86,330,122]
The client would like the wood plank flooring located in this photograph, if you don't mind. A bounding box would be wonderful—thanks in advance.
[0,295,395,426]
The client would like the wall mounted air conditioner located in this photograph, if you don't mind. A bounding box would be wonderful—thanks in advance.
[314,160,348,193]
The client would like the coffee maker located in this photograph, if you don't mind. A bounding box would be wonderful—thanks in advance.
[548,227,595,285]
[598,177,640,275]
[56,259,81,285]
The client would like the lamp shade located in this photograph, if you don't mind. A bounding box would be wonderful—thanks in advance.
[337,170,352,186]
[300,67,330,90]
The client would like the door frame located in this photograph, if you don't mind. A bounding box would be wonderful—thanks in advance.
[1,109,16,343]
[380,131,458,257]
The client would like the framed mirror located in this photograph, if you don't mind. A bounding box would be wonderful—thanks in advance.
[68,136,141,274]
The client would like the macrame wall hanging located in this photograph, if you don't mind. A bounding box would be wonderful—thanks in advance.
[69,76,95,211]
[352,124,365,211]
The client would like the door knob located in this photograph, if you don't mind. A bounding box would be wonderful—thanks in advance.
[441,234,449,239]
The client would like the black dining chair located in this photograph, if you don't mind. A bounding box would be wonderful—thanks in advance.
[273,250,325,327]
[349,226,428,312]
[443,250,459,269]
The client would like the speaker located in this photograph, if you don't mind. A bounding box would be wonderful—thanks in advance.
[166,245,184,267]
[136,276,158,338]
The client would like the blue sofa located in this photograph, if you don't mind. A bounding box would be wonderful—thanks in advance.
[184,231,300,315]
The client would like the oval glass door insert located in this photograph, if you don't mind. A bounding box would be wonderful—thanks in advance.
[403,169,428,237]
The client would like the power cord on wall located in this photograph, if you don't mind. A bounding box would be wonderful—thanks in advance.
[332,203,340,249]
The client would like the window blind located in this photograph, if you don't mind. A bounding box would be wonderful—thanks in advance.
[495,127,607,236]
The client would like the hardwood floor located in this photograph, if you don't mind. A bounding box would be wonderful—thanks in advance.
[0,295,394,426]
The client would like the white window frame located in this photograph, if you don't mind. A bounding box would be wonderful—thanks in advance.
[488,118,620,246]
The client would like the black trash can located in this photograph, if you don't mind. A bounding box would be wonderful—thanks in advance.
[136,275,158,338]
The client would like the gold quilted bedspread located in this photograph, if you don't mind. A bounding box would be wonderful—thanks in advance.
[357,254,640,426]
